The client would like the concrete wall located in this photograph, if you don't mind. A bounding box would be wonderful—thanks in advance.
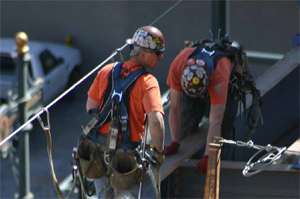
[1,1,299,90]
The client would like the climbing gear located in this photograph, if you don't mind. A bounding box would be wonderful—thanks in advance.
[181,63,210,98]
[81,62,151,197]
[127,26,165,52]
[220,138,286,177]
[83,62,147,152]
[37,109,78,199]
[185,31,263,139]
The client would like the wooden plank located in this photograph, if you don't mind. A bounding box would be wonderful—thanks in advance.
[204,141,222,199]
[160,122,208,180]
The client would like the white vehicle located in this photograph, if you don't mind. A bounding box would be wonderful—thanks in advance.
[0,38,82,105]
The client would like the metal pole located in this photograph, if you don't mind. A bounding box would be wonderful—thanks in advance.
[204,137,223,199]
[211,0,226,38]
[15,32,34,199]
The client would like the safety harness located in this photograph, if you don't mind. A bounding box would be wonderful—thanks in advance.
[83,62,147,151]
[186,35,263,140]
[187,40,235,74]
[81,62,152,197]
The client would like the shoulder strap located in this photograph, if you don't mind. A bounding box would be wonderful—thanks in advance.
[112,63,147,151]
[188,44,234,74]
[84,62,147,151]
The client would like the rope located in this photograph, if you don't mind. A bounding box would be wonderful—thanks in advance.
[149,0,183,26]
[37,109,78,199]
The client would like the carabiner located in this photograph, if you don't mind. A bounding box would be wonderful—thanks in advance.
[37,108,51,131]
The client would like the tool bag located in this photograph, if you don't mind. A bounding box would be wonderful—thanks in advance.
[109,150,144,191]
[77,134,107,179]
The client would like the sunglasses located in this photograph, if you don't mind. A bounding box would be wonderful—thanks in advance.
[154,51,163,57]
[145,50,163,57]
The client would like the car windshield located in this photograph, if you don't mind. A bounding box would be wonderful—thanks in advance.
[0,54,16,75]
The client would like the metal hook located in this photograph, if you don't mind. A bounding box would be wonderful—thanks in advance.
[37,108,51,131]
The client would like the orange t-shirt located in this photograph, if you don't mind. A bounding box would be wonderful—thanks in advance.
[167,47,232,105]
[88,60,164,142]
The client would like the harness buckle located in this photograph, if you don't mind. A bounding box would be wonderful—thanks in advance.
[112,90,123,102]
[230,75,239,93]
[104,151,110,165]
[201,48,215,56]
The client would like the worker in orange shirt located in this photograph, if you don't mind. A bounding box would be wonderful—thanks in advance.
[86,26,165,198]
[165,39,239,173]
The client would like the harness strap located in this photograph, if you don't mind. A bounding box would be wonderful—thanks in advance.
[188,44,234,74]
[107,62,148,151]
[37,110,78,199]
[42,127,78,199]
[83,62,147,151]
[247,87,263,140]
[157,166,162,199]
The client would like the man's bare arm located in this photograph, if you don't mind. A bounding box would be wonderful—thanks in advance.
[147,111,165,153]
[169,88,182,142]
[204,103,226,155]
[86,97,100,113]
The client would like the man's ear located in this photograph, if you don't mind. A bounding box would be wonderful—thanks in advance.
[139,50,146,58]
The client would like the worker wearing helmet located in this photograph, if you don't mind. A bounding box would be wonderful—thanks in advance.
[165,41,234,173]
[86,26,165,198]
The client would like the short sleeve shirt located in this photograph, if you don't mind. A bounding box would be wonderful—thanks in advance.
[88,60,164,142]
[167,47,232,105]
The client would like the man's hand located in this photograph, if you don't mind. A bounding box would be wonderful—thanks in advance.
[165,141,180,155]
[152,147,165,169]
[196,155,209,174]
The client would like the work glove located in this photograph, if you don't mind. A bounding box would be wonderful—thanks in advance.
[152,148,165,169]
[196,155,209,174]
[165,141,180,155]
